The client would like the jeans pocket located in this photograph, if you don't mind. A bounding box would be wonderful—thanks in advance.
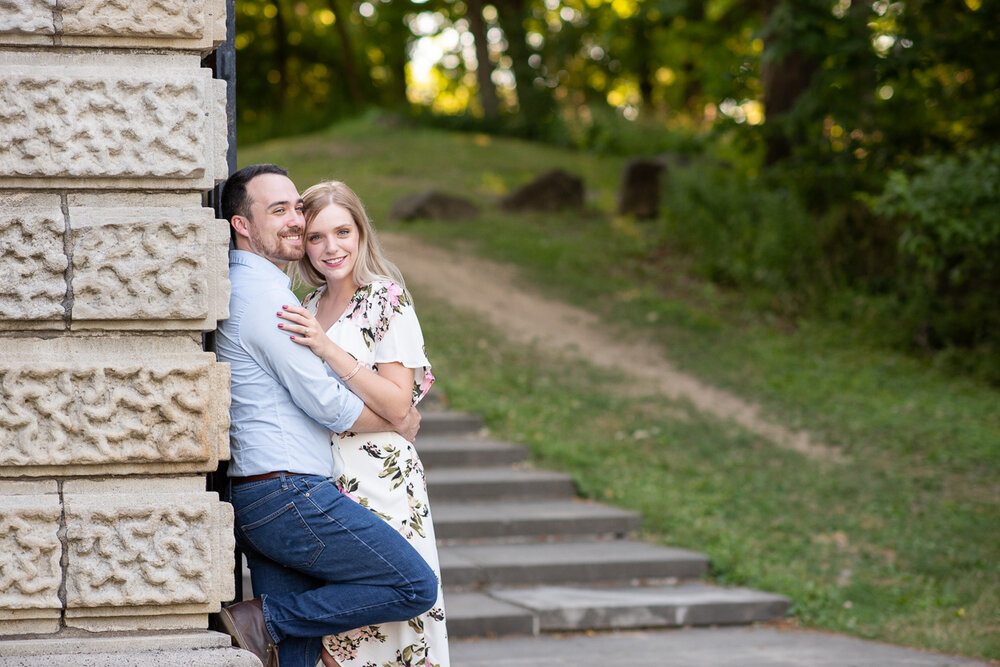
[239,502,325,569]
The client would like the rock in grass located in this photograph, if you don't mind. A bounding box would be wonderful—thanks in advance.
[499,168,584,212]
[617,158,665,220]
[390,190,480,222]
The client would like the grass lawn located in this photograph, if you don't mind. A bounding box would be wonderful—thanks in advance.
[240,114,1000,661]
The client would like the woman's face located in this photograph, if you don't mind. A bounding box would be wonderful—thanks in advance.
[305,203,360,286]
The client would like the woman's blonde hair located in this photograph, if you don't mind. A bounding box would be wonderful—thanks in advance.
[293,180,405,291]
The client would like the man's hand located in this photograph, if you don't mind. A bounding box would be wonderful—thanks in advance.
[395,407,421,443]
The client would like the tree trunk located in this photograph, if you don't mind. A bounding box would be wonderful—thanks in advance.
[466,0,500,118]
[374,0,410,108]
[494,0,553,126]
[274,0,289,105]
[761,52,816,163]
[634,18,654,110]
[760,0,818,164]
[327,0,365,106]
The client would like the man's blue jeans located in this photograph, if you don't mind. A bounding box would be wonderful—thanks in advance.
[229,473,438,666]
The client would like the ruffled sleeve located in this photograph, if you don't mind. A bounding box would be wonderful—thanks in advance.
[373,284,435,406]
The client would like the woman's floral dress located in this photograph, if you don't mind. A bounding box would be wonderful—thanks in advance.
[303,281,449,667]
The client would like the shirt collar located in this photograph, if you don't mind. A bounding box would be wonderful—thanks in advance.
[229,249,292,288]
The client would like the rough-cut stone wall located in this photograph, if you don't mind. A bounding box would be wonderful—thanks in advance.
[0,1,244,662]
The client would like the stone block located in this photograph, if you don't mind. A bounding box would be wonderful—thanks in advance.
[0,480,62,635]
[63,477,235,631]
[0,192,229,332]
[0,193,67,328]
[0,631,234,655]
[0,609,60,637]
[69,204,229,329]
[0,336,230,477]
[3,646,259,667]
[0,52,228,190]
[1,631,259,665]
[0,0,55,46]
[0,0,226,52]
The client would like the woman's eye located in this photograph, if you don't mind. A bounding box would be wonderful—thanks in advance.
[307,234,319,242]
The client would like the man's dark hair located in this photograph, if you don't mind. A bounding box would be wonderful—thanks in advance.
[221,163,289,223]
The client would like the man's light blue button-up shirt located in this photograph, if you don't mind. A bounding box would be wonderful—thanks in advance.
[216,250,364,478]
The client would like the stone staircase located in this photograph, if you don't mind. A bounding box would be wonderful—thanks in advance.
[240,410,790,638]
[420,411,791,639]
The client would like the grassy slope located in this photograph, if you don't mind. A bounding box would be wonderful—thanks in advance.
[240,115,1000,660]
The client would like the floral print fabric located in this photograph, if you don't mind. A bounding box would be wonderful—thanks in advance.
[303,281,449,667]
[303,282,435,406]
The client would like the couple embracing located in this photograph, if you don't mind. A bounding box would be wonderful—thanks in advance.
[214,164,449,667]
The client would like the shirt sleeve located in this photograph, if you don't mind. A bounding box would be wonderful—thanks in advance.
[240,286,364,433]
[374,298,435,406]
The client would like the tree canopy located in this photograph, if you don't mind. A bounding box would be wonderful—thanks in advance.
[235,0,997,164]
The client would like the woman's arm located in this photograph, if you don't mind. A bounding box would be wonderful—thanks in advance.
[277,304,414,424]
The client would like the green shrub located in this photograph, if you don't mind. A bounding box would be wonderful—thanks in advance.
[658,163,828,304]
[874,146,1000,350]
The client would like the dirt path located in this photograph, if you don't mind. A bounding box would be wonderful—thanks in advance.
[382,233,842,462]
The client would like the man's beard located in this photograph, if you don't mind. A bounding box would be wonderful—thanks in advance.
[248,223,304,263]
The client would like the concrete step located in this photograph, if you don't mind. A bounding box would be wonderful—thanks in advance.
[427,467,577,502]
[419,410,484,437]
[447,627,993,667]
[433,499,641,542]
[488,583,791,631]
[417,435,528,469]
[443,591,537,639]
[440,540,709,589]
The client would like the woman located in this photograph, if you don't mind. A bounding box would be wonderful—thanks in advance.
[276,180,448,667]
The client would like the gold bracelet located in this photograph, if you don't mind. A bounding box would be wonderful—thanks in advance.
[340,359,362,381]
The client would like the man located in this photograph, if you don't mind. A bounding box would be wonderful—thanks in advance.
[213,164,437,666]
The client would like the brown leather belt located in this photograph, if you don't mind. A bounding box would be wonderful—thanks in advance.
[230,471,304,486]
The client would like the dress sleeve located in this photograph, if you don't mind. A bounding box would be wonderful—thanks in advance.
[375,297,435,406]
[301,286,322,312]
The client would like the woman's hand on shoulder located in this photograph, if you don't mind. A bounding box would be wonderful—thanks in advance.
[277,304,334,358]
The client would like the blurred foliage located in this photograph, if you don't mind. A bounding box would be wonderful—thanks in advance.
[873,146,1000,366]
[657,163,827,300]
[236,0,998,165]
[234,0,1000,372]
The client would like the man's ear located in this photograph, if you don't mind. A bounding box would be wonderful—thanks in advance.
[231,215,251,239]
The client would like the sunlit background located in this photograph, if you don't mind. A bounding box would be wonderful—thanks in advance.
[233,0,1000,376]
[234,0,994,166]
